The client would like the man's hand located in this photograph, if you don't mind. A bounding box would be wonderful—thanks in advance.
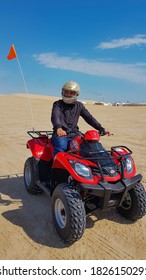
[106,130,112,136]
[99,127,112,136]
[57,128,67,137]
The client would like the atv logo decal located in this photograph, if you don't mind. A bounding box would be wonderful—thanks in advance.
[110,169,115,174]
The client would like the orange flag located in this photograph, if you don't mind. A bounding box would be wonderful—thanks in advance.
[7,44,17,60]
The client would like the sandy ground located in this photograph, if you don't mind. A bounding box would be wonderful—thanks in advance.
[0,94,146,260]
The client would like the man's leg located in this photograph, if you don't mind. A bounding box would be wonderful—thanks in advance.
[51,137,68,156]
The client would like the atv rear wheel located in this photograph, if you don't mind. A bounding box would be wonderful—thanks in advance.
[52,183,86,244]
[24,157,43,194]
[117,182,146,221]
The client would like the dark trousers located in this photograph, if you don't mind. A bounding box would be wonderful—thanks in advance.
[51,136,75,156]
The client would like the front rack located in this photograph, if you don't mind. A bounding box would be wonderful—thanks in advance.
[67,145,132,160]
[67,145,133,181]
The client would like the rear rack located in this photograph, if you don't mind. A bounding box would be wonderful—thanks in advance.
[27,130,53,139]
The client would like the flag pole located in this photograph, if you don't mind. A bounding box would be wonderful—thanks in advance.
[7,45,35,131]
[16,56,35,131]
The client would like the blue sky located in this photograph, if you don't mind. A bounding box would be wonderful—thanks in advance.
[1,0,146,103]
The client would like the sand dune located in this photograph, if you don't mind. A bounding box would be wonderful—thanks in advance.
[0,94,146,260]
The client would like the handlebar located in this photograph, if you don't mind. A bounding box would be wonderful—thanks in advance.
[27,130,113,139]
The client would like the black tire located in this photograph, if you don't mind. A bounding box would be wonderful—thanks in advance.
[52,183,86,244]
[24,157,43,194]
[117,182,146,221]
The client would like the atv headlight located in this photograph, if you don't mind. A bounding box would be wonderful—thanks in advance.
[125,156,133,174]
[69,161,93,179]
[75,163,93,179]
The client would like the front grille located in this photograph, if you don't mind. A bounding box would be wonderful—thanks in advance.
[90,165,119,176]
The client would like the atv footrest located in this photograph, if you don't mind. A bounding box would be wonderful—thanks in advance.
[36,180,51,195]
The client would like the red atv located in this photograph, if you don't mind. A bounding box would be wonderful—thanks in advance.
[24,129,146,244]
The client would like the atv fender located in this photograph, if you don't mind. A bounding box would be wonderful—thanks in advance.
[27,138,53,161]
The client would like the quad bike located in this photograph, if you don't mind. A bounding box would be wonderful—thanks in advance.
[24,129,146,244]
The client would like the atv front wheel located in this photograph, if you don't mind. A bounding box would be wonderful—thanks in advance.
[24,157,43,194]
[117,182,146,221]
[52,183,86,244]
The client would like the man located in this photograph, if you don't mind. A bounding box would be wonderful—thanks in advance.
[51,81,109,156]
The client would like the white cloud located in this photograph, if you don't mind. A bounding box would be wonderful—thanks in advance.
[34,52,146,85]
[97,34,146,49]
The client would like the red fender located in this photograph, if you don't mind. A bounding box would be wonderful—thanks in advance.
[27,138,54,161]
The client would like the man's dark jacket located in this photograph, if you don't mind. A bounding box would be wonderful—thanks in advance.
[51,100,103,136]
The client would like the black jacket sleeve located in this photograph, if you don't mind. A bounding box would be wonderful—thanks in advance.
[80,104,102,131]
[51,101,62,130]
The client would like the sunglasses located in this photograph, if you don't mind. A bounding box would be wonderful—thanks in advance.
[63,90,77,96]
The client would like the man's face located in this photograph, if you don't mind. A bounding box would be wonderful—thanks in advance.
[63,90,77,97]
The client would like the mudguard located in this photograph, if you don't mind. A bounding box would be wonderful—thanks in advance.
[27,138,53,161]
